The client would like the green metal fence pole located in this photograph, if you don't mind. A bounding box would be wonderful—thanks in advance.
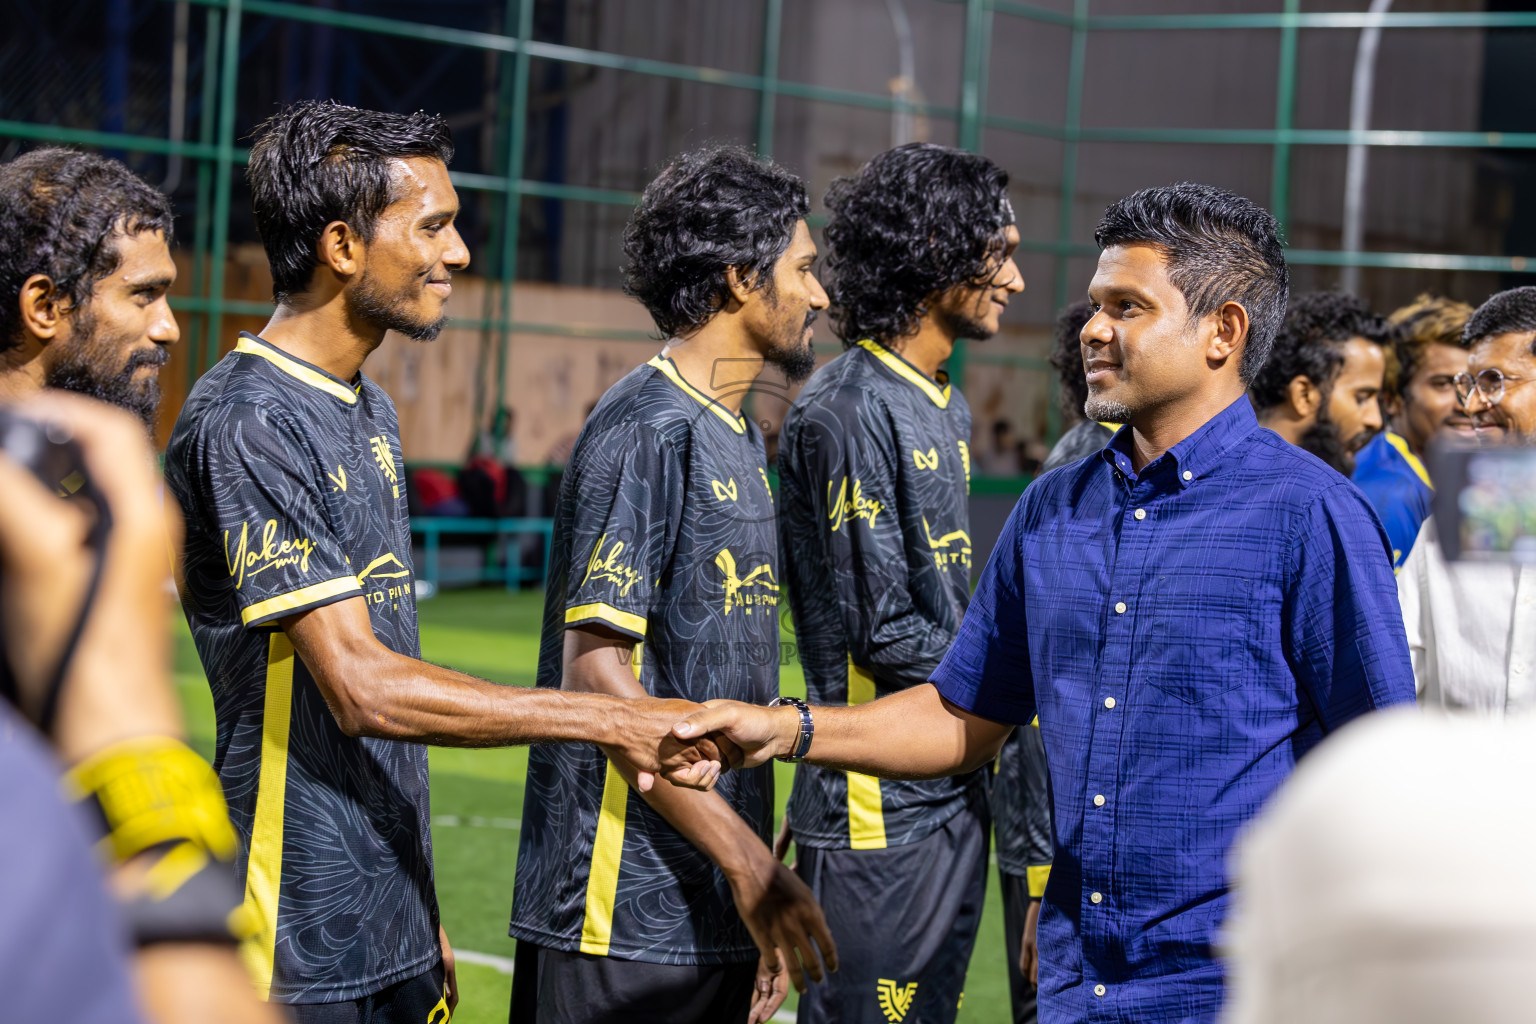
[958,0,990,152]
[494,0,533,432]
[1046,0,1090,444]
[204,0,242,375]
[756,0,782,157]
[1270,0,1300,231]
[186,5,220,380]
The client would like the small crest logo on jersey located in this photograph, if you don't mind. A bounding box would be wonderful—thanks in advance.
[369,435,399,497]
[827,476,886,532]
[715,548,779,615]
[712,478,739,502]
[327,466,347,492]
[877,979,918,1022]
[912,446,939,470]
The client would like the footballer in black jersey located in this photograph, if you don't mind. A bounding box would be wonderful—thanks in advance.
[778,143,1024,1024]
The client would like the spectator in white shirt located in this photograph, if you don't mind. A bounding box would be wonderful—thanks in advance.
[1399,285,1536,713]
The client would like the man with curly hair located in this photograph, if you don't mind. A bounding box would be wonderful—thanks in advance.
[508,144,835,1024]
[772,142,1023,1024]
[1351,295,1473,568]
[1250,291,1390,478]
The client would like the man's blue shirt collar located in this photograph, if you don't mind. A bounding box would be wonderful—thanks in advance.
[1098,394,1260,488]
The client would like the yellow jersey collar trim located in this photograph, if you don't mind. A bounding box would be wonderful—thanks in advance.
[235,334,359,406]
[856,339,951,409]
[646,355,746,434]
[1384,430,1434,491]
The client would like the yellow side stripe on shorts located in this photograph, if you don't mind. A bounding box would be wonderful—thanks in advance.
[579,760,630,955]
[846,658,887,850]
[239,632,296,999]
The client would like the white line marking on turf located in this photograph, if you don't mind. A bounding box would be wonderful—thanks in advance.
[456,949,516,974]
[455,949,796,1021]
[432,814,521,830]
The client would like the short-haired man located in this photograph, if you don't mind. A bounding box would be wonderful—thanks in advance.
[1398,286,1536,713]
[669,183,1416,1023]
[1250,291,1390,478]
[508,145,834,1024]
[774,142,1022,1024]
[1351,295,1474,568]
[166,102,723,1022]
[0,148,178,428]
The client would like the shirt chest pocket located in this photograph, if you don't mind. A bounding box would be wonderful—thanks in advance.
[1144,573,1255,705]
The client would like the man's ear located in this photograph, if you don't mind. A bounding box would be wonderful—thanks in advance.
[17,274,64,344]
[723,265,756,308]
[1285,375,1321,418]
[315,220,363,279]
[1208,300,1249,367]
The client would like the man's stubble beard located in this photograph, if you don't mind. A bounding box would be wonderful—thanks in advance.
[348,266,448,342]
[44,308,166,430]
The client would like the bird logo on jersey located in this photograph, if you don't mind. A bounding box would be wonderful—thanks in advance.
[715,548,779,615]
[877,979,918,1022]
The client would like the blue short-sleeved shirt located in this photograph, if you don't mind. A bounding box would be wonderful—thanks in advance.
[1351,429,1433,570]
[931,396,1415,1023]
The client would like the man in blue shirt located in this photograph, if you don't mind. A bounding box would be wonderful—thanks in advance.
[667,183,1416,1023]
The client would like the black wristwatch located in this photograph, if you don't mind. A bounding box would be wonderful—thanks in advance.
[768,696,814,762]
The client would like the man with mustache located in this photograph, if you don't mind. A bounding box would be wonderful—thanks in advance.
[1398,285,1536,713]
[0,148,177,429]
[164,103,728,1024]
[1250,292,1390,480]
[773,143,1022,1024]
[1352,295,1475,569]
[508,144,835,1024]
[665,183,1415,1024]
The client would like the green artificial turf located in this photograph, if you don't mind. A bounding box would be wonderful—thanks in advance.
[172,588,1014,1023]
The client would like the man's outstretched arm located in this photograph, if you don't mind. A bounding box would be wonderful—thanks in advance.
[282,598,722,789]
[672,683,1013,780]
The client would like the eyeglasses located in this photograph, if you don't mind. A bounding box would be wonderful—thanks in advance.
[1454,368,1533,407]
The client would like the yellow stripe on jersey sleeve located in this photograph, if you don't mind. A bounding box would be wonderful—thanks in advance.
[578,760,631,955]
[565,601,647,638]
[239,632,296,999]
[845,658,888,850]
[240,576,362,626]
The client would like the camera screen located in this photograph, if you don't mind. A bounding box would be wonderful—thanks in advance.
[1438,447,1536,563]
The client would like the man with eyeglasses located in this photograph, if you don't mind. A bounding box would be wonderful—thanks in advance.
[1398,285,1536,713]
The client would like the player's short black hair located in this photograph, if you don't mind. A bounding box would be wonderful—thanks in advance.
[1464,285,1536,353]
[1049,300,1096,424]
[0,148,173,352]
[247,100,454,303]
[1094,182,1288,384]
[822,143,1014,349]
[621,145,808,338]
[1249,291,1391,411]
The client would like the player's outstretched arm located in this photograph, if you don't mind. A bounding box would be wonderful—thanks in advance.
[671,682,1013,779]
[562,626,836,1011]
[282,598,723,789]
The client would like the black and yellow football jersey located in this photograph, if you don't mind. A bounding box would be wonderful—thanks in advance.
[509,355,778,965]
[166,333,436,1003]
[779,339,987,850]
